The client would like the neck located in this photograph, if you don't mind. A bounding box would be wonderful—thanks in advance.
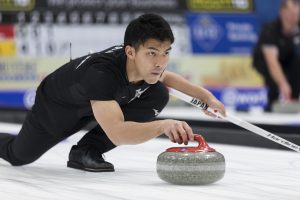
[281,18,295,36]
[283,27,294,36]
[126,59,143,84]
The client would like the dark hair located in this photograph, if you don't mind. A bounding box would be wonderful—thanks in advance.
[124,13,174,49]
[280,0,299,9]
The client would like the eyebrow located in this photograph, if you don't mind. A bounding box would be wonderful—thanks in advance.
[147,47,172,52]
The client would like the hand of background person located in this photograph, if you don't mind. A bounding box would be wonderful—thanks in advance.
[162,119,194,145]
[279,81,292,102]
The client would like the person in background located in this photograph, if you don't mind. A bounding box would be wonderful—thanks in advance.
[252,0,300,111]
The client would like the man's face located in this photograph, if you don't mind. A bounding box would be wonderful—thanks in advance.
[131,38,172,84]
[281,1,300,34]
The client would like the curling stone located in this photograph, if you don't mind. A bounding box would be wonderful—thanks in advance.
[156,134,225,185]
[272,101,300,113]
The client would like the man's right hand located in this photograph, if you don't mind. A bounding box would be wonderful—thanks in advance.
[161,119,194,145]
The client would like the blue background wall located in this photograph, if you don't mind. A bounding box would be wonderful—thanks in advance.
[254,0,281,27]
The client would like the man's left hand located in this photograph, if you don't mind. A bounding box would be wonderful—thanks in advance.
[204,98,226,118]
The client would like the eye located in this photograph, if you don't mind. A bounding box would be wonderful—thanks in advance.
[164,51,170,56]
[148,51,156,56]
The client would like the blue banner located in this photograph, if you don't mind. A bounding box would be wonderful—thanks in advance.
[0,87,266,110]
[186,13,258,54]
[0,90,35,109]
[207,87,267,110]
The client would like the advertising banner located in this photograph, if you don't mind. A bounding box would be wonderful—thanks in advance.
[207,87,267,110]
[12,24,188,57]
[0,40,15,56]
[0,55,266,109]
[187,0,254,13]
[0,57,67,90]
[34,0,185,12]
[0,57,66,109]
[0,24,14,38]
[168,55,267,109]
[0,0,185,24]
[0,0,35,11]
[0,24,16,56]
[186,13,258,54]
[0,90,35,109]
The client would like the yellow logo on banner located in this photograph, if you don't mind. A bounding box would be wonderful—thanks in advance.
[0,0,35,11]
[187,0,253,13]
[0,40,16,56]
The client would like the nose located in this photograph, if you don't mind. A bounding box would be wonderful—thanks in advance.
[155,55,168,69]
[155,63,163,69]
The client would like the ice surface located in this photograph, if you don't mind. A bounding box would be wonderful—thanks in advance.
[0,122,299,200]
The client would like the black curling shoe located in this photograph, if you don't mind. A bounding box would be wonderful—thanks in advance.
[67,145,115,172]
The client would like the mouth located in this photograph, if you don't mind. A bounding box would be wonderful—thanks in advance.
[151,72,162,76]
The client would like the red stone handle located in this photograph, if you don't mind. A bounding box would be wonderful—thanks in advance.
[166,134,216,153]
[194,134,210,150]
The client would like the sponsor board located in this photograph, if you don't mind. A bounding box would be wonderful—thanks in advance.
[0,55,264,109]
[0,57,67,90]
[35,0,183,11]
[0,89,35,109]
[0,0,35,11]
[187,13,258,54]
[208,87,267,109]
[0,0,185,24]
[0,40,16,56]
[0,24,14,39]
[12,24,188,57]
[0,24,16,56]
[0,87,268,110]
[167,55,266,109]
[0,57,65,109]
[187,0,254,13]
[14,24,125,57]
[0,11,185,24]
[168,55,263,87]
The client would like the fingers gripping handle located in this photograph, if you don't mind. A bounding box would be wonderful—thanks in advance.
[168,87,300,153]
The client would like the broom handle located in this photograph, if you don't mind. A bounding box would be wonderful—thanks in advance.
[168,87,300,153]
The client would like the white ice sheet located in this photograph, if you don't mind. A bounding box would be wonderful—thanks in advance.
[0,123,299,200]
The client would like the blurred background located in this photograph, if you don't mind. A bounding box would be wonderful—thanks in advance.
[0,0,299,149]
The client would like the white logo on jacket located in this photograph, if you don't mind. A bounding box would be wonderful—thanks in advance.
[128,87,150,103]
[153,109,160,117]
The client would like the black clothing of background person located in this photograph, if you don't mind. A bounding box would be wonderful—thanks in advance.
[252,18,300,111]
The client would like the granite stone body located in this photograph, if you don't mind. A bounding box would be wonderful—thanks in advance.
[156,135,225,185]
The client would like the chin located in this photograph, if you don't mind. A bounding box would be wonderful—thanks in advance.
[145,78,159,84]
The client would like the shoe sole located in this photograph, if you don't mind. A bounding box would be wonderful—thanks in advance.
[67,161,115,172]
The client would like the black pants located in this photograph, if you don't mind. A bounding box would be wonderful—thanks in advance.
[0,82,169,166]
[254,58,300,111]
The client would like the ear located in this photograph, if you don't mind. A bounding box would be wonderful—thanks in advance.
[125,45,135,60]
